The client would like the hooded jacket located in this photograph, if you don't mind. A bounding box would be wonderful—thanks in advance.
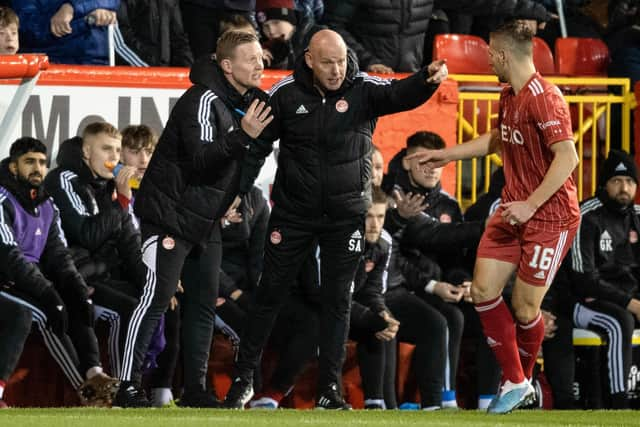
[0,158,87,299]
[134,56,268,244]
[243,50,439,220]
[43,137,145,287]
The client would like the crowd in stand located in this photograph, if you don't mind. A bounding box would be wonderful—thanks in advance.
[0,0,639,412]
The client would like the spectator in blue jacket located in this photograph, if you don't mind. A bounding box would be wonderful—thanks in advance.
[12,0,118,64]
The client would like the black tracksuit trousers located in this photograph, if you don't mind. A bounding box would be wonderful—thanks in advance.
[235,211,364,394]
[120,222,221,391]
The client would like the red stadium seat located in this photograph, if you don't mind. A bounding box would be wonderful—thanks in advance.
[533,37,555,75]
[433,34,492,74]
[555,37,610,76]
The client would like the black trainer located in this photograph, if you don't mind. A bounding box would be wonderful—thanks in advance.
[113,381,151,408]
[223,377,254,409]
[178,388,223,408]
[315,383,352,410]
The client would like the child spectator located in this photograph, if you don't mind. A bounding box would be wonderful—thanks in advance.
[0,6,18,54]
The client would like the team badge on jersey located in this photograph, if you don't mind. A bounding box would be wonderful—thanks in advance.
[336,99,349,113]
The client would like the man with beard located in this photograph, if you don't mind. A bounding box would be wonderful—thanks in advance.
[0,137,119,406]
[546,149,640,409]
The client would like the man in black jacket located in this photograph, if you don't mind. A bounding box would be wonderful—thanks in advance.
[0,137,119,406]
[116,0,193,67]
[224,29,448,409]
[545,149,640,409]
[249,186,398,409]
[117,30,272,407]
[322,0,553,73]
[44,122,146,405]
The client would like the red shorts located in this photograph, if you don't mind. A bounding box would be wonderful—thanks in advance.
[476,208,579,287]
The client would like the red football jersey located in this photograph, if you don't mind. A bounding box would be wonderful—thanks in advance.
[498,72,580,232]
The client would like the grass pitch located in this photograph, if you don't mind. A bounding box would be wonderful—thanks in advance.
[0,408,638,427]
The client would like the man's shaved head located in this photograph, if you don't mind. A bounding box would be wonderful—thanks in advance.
[305,29,348,92]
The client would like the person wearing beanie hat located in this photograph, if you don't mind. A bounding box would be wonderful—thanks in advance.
[256,0,324,69]
[599,149,639,187]
[551,147,640,409]
[256,0,297,28]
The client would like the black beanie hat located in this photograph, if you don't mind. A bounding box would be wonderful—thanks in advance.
[600,149,638,185]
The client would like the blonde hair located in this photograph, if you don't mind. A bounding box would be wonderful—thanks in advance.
[82,121,121,140]
[216,30,259,61]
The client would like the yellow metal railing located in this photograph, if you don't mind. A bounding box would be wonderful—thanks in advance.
[449,74,636,205]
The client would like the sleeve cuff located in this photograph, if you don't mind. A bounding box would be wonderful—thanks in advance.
[425,280,438,294]
[117,193,130,210]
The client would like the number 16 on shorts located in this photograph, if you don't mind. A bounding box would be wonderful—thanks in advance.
[520,228,575,287]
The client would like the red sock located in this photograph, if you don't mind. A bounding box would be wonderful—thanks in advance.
[475,296,525,384]
[516,312,544,380]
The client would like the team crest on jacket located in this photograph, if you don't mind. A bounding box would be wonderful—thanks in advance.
[336,99,349,113]
[162,236,175,250]
[439,213,452,223]
[270,230,282,245]
[365,260,375,272]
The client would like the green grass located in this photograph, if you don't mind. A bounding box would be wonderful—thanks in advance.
[0,408,639,427]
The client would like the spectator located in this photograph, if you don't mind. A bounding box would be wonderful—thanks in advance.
[322,0,553,73]
[43,123,145,387]
[219,14,258,36]
[116,0,193,67]
[294,0,322,21]
[118,31,271,408]
[218,185,269,311]
[13,0,118,64]
[549,150,640,409]
[0,6,18,54]
[0,137,119,406]
[256,0,323,69]
[606,1,639,149]
[384,132,462,230]
[224,29,448,410]
[0,296,32,408]
[180,0,255,59]
[384,197,484,408]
